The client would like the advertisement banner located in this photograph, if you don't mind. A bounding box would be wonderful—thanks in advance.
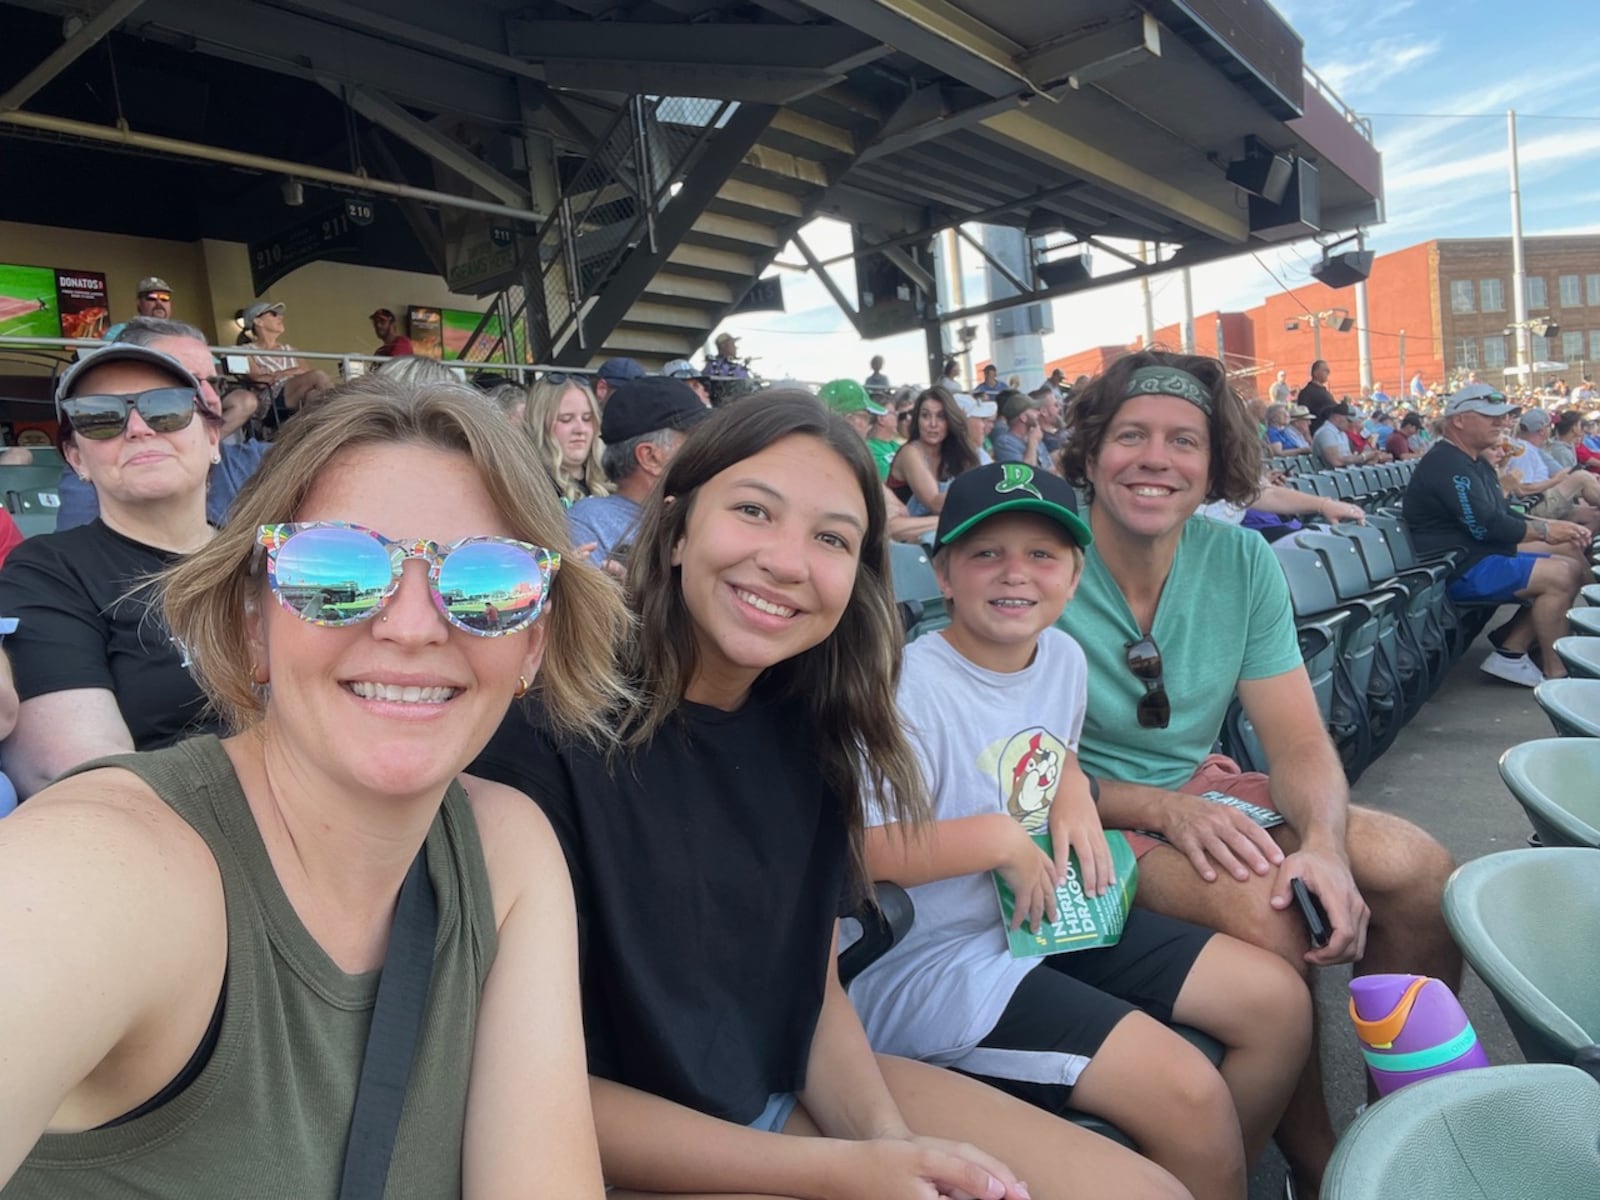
[55,269,109,339]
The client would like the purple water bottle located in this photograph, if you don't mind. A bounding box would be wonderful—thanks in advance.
[1349,974,1490,1097]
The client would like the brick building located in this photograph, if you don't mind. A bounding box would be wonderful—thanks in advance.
[1044,235,1600,400]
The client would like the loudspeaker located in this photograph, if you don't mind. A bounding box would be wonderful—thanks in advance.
[1036,257,1091,289]
[1249,160,1320,241]
[1226,148,1294,205]
[1311,250,1374,290]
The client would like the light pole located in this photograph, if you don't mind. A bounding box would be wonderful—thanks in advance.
[1285,308,1355,370]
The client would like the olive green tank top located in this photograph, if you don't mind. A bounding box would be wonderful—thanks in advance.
[4,735,499,1199]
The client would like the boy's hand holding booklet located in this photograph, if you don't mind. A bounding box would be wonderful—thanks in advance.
[993,831,1138,959]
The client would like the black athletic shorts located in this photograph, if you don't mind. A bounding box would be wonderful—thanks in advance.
[954,907,1213,1114]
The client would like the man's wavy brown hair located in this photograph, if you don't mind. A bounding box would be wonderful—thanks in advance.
[1058,348,1263,506]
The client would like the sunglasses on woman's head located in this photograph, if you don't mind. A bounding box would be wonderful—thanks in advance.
[60,386,213,440]
[256,523,560,637]
[1124,634,1171,729]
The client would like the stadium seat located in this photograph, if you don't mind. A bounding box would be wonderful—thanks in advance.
[1329,522,1441,709]
[1553,637,1600,679]
[888,541,947,642]
[1568,608,1600,638]
[1443,847,1600,1065]
[1269,541,1368,776]
[1534,679,1600,737]
[1321,1064,1600,1199]
[838,882,914,988]
[1498,738,1600,849]
[0,464,64,514]
[1581,584,1599,607]
[8,487,59,537]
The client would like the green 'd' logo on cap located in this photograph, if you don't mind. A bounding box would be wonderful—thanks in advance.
[996,463,1042,500]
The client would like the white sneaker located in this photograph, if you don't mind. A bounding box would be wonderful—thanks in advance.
[1480,652,1546,687]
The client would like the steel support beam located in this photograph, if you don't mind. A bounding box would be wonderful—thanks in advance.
[791,232,865,338]
[978,109,1246,244]
[0,0,147,112]
[552,103,780,365]
[956,227,1028,297]
[797,0,1035,99]
[0,108,546,223]
[506,19,880,71]
[330,83,530,207]
[1016,13,1162,90]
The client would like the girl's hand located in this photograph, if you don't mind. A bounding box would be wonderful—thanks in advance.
[994,823,1058,933]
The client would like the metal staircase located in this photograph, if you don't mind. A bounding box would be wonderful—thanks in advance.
[461,86,880,371]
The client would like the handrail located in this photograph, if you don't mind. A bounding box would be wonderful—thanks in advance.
[1302,65,1374,143]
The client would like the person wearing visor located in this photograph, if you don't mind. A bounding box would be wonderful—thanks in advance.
[0,375,621,1195]
[0,343,225,798]
[1405,383,1592,686]
[1058,351,1459,1197]
[238,301,333,431]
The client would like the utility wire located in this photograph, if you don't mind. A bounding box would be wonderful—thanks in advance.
[1361,111,1600,122]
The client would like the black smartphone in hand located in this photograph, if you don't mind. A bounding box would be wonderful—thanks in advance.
[1291,878,1331,947]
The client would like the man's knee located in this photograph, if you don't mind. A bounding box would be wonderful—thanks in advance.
[1348,806,1454,912]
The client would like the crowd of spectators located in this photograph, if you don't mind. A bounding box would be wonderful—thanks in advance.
[1,277,1596,1198]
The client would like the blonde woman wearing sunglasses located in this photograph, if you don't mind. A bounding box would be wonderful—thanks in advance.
[0,375,624,1197]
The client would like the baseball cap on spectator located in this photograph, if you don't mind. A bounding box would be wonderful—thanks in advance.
[240,302,285,330]
[933,461,1091,553]
[137,276,172,297]
[55,343,206,415]
[368,308,397,321]
[1518,408,1552,432]
[1325,402,1356,419]
[715,332,738,351]
[600,377,710,443]
[818,379,886,417]
[998,392,1037,424]
[1444,383,1519,417]
[597,357,647,385]
[1289,404,1312,419]
[661,358,705,381]
[1400,413,1423,429]
[955,393,996,420]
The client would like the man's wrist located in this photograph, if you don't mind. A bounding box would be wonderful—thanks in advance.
[1529,516,1550,541]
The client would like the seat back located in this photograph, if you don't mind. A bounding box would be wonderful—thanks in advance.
[8,486,59,537]
[1568,608,1600,638]
[1322,1064,1600,1199]
[1554,637,1600,680]
[888,542,947,641]
[1535,678,1600,738]
[1443,847,1600,1063]
[1498,738,1600,849]
[0,464,65,513]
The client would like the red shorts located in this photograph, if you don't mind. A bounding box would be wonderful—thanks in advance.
[1122,754,1278,859]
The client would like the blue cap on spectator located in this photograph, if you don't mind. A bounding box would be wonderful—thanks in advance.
[598,357,647,384]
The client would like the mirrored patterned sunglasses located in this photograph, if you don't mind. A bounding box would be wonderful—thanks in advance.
[256,522,559,637]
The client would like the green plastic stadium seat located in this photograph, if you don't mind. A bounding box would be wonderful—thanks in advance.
[1498,738,1600,848]
[1568,607,1600,638]
[1553,637,1600,679]
[888,541,947,642]
[1534,678,1600,737]
[1443,847,1600,1064]
[1322,1065,1600,1199]
[8,486,59,537]
[1581,584,1600,606]
[0,464,64,513]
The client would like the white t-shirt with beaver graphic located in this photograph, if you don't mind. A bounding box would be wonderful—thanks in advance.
[850,627,1087,1064]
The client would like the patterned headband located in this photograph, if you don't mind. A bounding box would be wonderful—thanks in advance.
[1124,365,1214,415]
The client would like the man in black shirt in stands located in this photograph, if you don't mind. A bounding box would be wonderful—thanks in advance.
[1404,383,1591,687]
[1299,360,1336,429]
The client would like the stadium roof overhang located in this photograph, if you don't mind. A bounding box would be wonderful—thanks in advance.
[0,0,1383,317]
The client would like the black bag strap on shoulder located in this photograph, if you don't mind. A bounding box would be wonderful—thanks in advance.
[338,847,439,1200]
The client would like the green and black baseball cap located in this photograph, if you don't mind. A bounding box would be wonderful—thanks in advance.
[933,462,1091,552]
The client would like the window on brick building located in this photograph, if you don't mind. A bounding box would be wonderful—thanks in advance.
[1454,338,1480,369]
[1526,277,1548,309]
[1588,275,1600,306]
[1450,280,1475,313]
[1563,331,1585,362]
[1590,330,1600,360]
[1483,336,1507,369]
[1532,334,1552,362]
[1480,278,1505,311]
[1560,275,1582,308]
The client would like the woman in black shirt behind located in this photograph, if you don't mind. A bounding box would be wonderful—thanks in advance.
[474,393,1182,1199]
[0,342,223,798]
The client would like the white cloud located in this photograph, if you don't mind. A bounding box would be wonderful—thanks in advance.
[1317,38,1441,99]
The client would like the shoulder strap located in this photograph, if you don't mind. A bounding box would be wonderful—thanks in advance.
[338,849,439,1200]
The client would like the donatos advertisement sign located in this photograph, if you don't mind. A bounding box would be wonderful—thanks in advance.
[0,264,108,339]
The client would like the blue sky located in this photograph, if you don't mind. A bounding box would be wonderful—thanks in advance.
[714,0,1600,386]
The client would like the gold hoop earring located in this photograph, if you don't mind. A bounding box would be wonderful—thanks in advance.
[513,674,529,699]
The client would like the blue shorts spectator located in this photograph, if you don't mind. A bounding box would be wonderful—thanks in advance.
[1447,552,1546,604]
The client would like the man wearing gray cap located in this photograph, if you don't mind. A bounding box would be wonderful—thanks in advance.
[660,358,711,407]
[1501,407,1600,531]
[1404,384,1591,686]
[102,276,174,342]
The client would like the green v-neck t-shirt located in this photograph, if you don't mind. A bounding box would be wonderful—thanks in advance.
[1057,514,1302,791]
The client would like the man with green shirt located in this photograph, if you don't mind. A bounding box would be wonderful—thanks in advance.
[1055,349,1459,1199]
[820,378,896,479]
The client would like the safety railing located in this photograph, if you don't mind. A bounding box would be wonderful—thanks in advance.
[1303,65,1374,143]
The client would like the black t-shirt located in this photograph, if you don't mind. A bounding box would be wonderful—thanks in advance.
[1403,441,1527,571]
[1300,381,1336,430]
[471,689,849,1123]
[0,519,217,749]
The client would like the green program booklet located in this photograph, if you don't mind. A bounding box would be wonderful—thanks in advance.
[993,831,1139,959]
